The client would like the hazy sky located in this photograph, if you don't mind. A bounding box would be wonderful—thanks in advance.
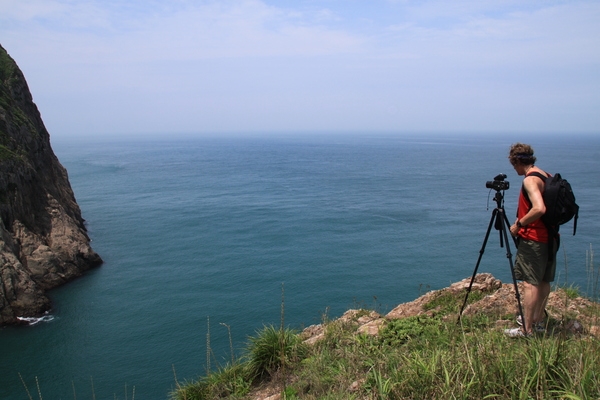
[1,0,599,138]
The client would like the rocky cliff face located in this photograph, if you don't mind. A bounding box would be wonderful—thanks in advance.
[0,45,102,325]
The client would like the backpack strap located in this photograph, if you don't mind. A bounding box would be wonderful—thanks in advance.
[521,171,547,205]
[526,171,548,181]
[521,171,559,261]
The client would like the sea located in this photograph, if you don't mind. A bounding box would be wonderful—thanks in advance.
[1,132,598,399]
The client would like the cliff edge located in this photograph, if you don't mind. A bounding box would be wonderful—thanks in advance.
[0,45,102,325]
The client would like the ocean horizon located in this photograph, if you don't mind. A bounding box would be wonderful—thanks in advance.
[1,132,598,398]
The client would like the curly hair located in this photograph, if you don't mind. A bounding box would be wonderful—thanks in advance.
[508,143,536,166]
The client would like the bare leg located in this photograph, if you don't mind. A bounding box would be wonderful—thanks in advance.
[522,282,541,334]
[534,281,551,324]
[523,280,551,333]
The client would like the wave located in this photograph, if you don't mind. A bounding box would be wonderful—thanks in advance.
[17,312,55,326]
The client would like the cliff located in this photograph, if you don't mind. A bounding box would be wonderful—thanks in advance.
[0,45,102,325]
[246,274,599,400]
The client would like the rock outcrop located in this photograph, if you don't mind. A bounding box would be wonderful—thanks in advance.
[301,273,600,343]
[251,274,600,400]
[0,45,102,325]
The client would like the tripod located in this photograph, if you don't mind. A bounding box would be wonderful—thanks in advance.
[457,189,524,324]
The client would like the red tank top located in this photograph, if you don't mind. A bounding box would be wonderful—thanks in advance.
[517,172,549,243]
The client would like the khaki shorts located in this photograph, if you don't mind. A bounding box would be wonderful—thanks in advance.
[514,238,557,286]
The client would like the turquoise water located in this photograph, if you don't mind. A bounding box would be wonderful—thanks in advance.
[1,133,598,398]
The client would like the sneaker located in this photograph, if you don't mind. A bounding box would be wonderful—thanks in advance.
[516,314,523,326]
[516,311,548,333]
[504,327,532,338]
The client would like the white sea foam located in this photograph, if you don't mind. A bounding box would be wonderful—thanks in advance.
[17,313,55,326]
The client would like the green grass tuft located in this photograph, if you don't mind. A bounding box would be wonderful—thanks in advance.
[246,325,308,381]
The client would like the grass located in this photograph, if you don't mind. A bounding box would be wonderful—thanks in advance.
[19,374,137,400]
[246,325,308,381]
[170,247,600,400]
[171,284,600,400]
[171,325,308,400]
[20,247,599,399]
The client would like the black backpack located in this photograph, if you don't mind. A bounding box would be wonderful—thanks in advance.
[522,171,579,261]
[525,171,579,236]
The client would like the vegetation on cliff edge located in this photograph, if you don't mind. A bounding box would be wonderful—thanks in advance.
[171,282,600,400]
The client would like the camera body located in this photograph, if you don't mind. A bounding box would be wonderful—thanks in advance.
[486,173,509,191]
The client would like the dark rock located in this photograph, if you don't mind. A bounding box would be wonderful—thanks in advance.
[0,44,102,325]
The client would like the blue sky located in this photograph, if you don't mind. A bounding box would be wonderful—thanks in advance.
[1,0,599,137]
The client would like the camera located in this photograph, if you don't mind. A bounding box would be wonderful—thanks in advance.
[486,173,509,191]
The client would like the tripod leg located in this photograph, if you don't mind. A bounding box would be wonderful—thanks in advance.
[502,211,519,249]
[498,210,525,328]
[458,209,498,323]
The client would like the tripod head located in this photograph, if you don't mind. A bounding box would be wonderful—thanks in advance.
[486,173,510,210]
[493,189,505,209]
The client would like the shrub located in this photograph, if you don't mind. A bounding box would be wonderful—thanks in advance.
[246,325,308,380]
